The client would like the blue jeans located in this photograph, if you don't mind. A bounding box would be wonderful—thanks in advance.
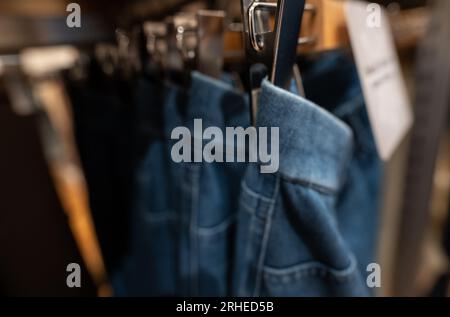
[115,72,249,296]
[300,52,382,279]
[233,52,381,297]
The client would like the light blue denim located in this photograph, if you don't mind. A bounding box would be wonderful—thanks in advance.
[232,52,381,297]
[299,52,382,280]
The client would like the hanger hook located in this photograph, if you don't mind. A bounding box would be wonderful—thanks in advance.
[248,1,277,52]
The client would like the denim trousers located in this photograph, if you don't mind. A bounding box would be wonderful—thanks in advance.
[115,72,249,296]
[114,52,381,297]
[233,51,381,297]
[63,61,135,276]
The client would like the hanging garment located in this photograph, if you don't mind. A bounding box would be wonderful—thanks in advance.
[232,51,382,297]
[63,61,135,276]
[111,73,173,296]
[299,52,382,280]
[115,71,249,296]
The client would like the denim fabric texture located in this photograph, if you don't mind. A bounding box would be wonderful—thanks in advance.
[300,52,382,279]
[110,73,171,296]
[73,51,381,297]
[115,72,249,296]
[232,52,381,297]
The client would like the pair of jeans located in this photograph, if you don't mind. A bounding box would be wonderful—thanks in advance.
[109,73,167,295]
[300,52,382,277]
[233,51,381,296]
[116,71,249,296]
[63,61,135,276]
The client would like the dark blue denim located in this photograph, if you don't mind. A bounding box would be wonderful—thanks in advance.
[111,74,172,296]
[232,52,381,297]
[300,52,382,279]
[115,72,249,296]
[179,72,249,296]
[63,62,135,276]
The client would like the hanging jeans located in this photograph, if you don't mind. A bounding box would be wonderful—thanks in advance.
[300,52,382,278]
[115,72,249,296]
[233,51,381,297]
[63,62,135,276]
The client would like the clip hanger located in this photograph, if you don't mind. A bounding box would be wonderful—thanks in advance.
[197,10,226,79]
[242,0,315,70]
[241,0,309,123]
[143,21,167,74]
[94,43,119,76]
[241,0,276,69]
[148,11,226,81]
[271,0,306,89]
[165,13,198,74]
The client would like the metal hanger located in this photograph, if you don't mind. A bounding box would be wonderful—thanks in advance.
[270,0,306,90]
[241,0,309,123]
[196,10,226,79]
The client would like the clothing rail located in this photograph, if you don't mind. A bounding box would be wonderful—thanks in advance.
[0,15,112,54]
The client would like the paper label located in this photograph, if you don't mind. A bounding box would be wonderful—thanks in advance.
[345,1,413,160]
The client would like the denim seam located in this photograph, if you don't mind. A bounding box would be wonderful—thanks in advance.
[141,211,235,236]
[179,164,189,295]
[239,188,263,295]
[197,214,237,237]
[188,164,201,296]
[239,196,257,216]
[262,255,358,284]
[253,175,280,297]
[278,173,337,195]
[241,180,276,203]
[241,201,255,295]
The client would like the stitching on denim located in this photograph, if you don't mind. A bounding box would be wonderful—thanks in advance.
[253,175,280,297]
[180,164,188,294]
[278,173,337,195]
[197,214,237,237]
[239,196,256,216]
[240,195,258,295]
[262,255,358,284]
[241,180,276,203]
[238,177,266,295]
[239,194,273,222]
[141,210,236,237]
[188,164,201,296]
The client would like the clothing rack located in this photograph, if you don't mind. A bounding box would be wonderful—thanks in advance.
[0,1,429,58]
[1,0,442,298]
[0,15,112,54]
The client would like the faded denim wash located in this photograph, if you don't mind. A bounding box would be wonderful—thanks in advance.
[300,52,382,280]
[233,52,381,297]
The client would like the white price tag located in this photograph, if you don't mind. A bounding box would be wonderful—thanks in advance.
[345,1,413,160]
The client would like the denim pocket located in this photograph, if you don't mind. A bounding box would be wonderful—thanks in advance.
[197,216,236,296]
[233,171,368,297]
[137,211,178,296]
[258,182,368,296]
[232,169,280,297]
[193,162,244,296]
[126,142,179,296]
[262,255,368,296]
